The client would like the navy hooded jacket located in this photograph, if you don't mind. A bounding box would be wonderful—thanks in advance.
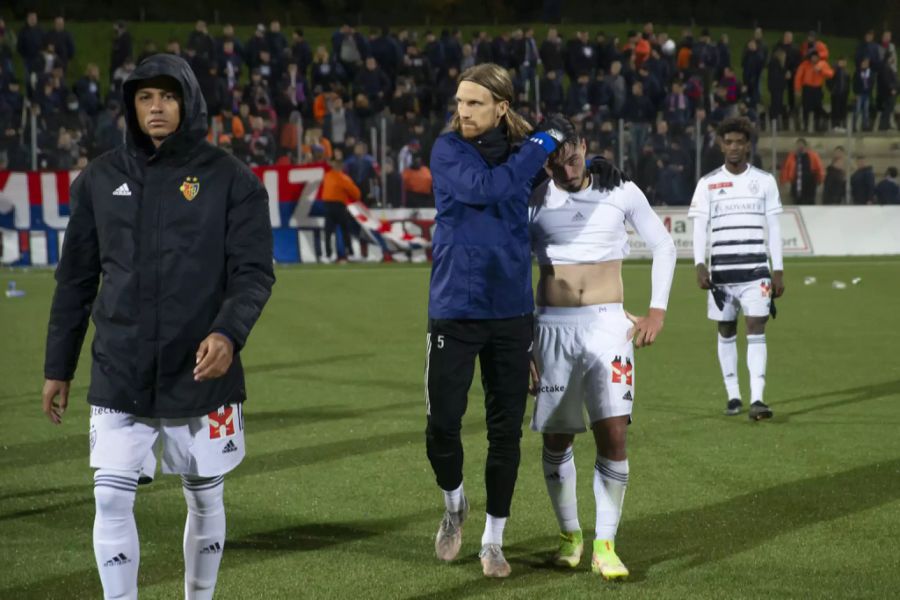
[427,129,551,319]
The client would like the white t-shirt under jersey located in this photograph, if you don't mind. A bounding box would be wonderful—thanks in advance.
[688,164,783,285]
[529,177,676,310]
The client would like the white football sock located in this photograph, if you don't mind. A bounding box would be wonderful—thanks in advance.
[747,334,767,403]
[442,482,465,514]
[542,446,580,532]
[182,475,226,600]
[594,456,629,541]
[717,333,741,400]
[93,469,140,600]
[481,514,507,547]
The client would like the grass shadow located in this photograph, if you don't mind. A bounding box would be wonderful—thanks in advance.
[624,457,900,579]
[778,379,900,417]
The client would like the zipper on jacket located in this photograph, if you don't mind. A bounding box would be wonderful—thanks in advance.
[154,167,162,403]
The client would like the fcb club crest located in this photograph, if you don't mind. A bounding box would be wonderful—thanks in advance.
[611,356,633,385]
[179,176,200,201]
[749,179,760,195]
[208,406,235,439]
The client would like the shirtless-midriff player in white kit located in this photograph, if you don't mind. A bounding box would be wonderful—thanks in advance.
[528,128,676,581]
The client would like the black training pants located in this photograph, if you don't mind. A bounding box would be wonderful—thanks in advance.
[322,202,355,259]
[802,86,824,132]
[424,315,533,518]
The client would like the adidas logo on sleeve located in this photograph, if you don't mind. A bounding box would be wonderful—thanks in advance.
[112,183,132,196]
[222,440,238,454]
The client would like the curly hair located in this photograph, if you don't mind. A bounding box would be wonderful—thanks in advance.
[716,116,756,141]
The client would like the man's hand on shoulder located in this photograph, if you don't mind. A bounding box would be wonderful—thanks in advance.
[589,157,630,191]
[42,379,70,424]
[194,333,234,382]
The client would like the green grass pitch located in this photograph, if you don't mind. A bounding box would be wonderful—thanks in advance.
[2,257,899,599]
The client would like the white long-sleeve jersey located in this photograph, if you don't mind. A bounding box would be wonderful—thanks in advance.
[529,178,677,310]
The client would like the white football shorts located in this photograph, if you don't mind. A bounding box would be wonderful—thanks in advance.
[89,403,245,478]
[531,304,635,434]
[707,278,772,321]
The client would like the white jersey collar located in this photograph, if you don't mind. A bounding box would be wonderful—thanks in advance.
[546,175,595,208]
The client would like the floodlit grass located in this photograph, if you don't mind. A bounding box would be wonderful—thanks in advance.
[1,257,899,598]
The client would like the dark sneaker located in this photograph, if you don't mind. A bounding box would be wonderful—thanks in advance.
[724,399,743,416]
[748,401,773,421]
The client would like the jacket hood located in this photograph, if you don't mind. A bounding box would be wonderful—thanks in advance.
[123,54,208,157]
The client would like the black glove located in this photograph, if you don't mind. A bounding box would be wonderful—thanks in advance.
[710,283,728,311]
[589,156,630,191]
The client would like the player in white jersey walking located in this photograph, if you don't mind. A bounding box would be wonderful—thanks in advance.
[528,120,676,580]
[688,117,785,420]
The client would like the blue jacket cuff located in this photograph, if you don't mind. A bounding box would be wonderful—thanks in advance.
[527,132,557,154]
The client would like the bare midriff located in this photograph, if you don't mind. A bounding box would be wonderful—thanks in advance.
[536,260,624,307]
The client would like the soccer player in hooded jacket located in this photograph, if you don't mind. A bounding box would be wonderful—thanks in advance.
[41,54,274,599]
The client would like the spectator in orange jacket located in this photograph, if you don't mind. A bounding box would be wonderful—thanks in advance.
[401,153,433,207]
[207,108,245,144]
[320,156,361,261]
[795,51,834,132]
[634,35,651,68]
[301,128,333,162]
[780,137,824,204]
[312,90,333,125]
[800,31,829,61]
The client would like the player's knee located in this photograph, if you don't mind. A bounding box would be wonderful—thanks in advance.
[542,433,574,452]
[486,427,522,453]
[718,321,738,338]
[182,475,225,517]
[93,469,137,516]
[745,317,768,335]
[593,421,627,459]
[426,420,461,445]
[599,437,627,461]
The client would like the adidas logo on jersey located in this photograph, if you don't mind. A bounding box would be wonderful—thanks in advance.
[200,542,222,555]
[222,440,238,454]
[112,183,132,196]
[622,390,633,402]
[572,211,586,222]
[103,553,132,567]
[718,189,727,195]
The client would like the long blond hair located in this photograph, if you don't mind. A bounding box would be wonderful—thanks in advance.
[449,63,533,142]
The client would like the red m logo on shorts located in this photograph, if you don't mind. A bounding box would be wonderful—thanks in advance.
[208,407,235,439]
[611,356,633,386]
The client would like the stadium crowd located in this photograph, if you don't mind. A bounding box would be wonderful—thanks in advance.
[0,14,898,205]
